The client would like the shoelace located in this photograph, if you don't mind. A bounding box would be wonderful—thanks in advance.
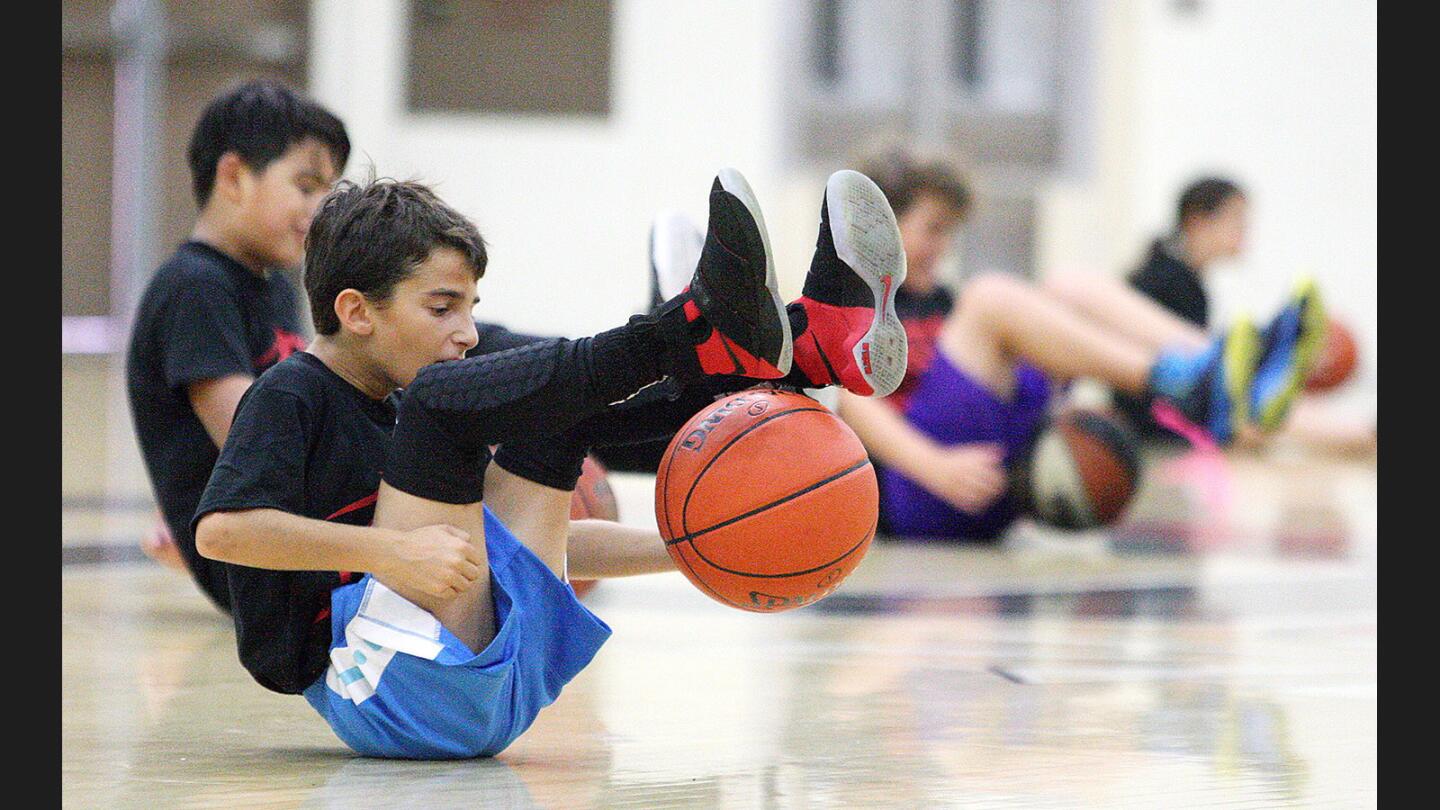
[1150,399,1235,550]
[1150,399,1220,455]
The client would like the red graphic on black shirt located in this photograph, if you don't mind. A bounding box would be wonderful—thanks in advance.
[325,492,378,522]
[888,314,947,412]
[312,490,378,623]
[253,327,307,371]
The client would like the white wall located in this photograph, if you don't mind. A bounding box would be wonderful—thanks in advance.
[309,0,792,339]
[1039,0,1377,403]
[310,0,1376,403]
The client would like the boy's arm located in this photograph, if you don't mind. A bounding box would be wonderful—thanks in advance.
[566,519,675,579]
[196,508,483,599]
[189,374,254,447]
[194,380,488,600]
[837,390,950,480]
[837,390,1007,513]
[162,275,259,447]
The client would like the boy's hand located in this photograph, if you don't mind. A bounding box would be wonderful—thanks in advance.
[376,524,484,599]
[920,443,1008,514]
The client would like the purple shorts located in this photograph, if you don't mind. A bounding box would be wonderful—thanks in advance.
[880,349,1051,541]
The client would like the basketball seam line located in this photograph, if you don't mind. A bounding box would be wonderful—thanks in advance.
[679,406,830,538]
[688,518,877,580]
[671,538,748,609]
[667,457,873,547]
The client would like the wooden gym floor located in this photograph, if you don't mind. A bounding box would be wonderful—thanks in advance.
[62,454,1375,808]
[62,357,1376,808]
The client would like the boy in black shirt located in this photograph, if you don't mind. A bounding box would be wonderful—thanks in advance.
[194,170,909,757]
[1114,177,1246,437]
[126,81,349,609]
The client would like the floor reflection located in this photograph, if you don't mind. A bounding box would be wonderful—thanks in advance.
[62,445,1375,807]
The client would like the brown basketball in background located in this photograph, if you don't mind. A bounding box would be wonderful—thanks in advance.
[1016,408,1142,530]
[568,454,618,599]
[1303,318,1360,393]
[656,389,877,612]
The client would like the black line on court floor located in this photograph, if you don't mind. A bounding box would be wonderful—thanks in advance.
[810,585,1199,618]
[988,665,1026,684]
[63,495,155,511]
[62,544,152,566]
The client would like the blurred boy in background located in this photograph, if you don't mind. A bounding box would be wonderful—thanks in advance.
[832,149,1321,542]
[126,80,349,609]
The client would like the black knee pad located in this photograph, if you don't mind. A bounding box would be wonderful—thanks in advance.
[407,339,564,415]
[384,391,491,504]
[493,437,588,493]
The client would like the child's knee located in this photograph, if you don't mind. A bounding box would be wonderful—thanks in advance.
[1039,270,1088,303]
[407,339,563,415]
[386,395,490,504]
[948,274,1023,342]
[963,272,1028,314]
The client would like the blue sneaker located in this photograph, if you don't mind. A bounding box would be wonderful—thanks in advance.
[1152,316,1260,445]
[1251,278,1326,430]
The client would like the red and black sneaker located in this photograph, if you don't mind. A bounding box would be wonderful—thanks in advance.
[653,168,792,381]
[788,170,908,397]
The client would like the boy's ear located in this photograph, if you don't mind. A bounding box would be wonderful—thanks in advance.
[333,289,375,337]
[212,151,252,205]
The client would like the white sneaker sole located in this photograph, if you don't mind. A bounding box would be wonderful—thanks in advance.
[825,169,908,398]
[649,210,704,302]
[716,167,793,376]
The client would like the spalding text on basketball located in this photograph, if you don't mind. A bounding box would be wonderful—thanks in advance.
[680,393,758,451]
[749,585,840,611]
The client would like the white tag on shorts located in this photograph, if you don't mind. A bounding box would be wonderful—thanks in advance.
[324,579,445,704]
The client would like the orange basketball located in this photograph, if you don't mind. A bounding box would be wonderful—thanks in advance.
[568,454,617,599]
[1304,318,1360,393]
[655,389,878,612]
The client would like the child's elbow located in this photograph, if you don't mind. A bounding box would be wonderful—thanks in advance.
[195,512,239,561]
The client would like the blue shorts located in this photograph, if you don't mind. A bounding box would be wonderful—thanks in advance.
[881,348,1051,540]
[302,505,612,759]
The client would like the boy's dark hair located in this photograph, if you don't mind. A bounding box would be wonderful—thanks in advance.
[187,80,351,207]
[857,147,972,220]
[304,178,488,336]
[1177,177,1244,227]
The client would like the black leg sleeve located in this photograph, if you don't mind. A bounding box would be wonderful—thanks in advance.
[492,434,589,493]
[384,325,667,504]
[568,372,818,450]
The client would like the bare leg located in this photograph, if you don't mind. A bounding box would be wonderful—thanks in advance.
[484,461,675,580]
[482,463,572,578]
[939,273,1155,396]
[1042,271,1209,352]
[370,482,496,653]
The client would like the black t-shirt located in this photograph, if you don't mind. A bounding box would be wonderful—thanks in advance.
[1115,239,1210,437]
[194,351,395,695]
[1127,238,1209,327]
[126,241,308,610]
[187,320,542,696]
[888,284,956,413]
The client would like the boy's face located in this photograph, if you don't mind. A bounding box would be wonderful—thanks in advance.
[1197,194,1248,260]
[235,137,340,270]
[367,246,481,388]
[897,191,966,286]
